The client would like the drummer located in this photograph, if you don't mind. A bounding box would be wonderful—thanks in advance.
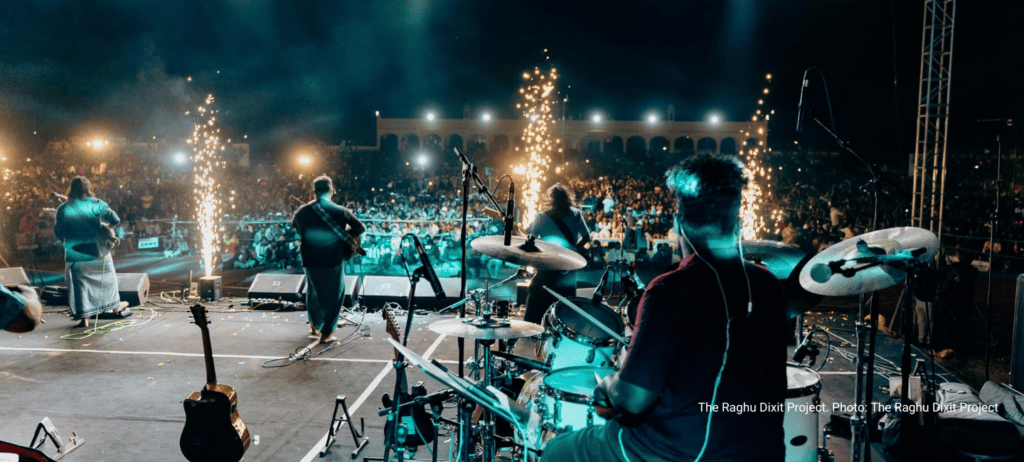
[540,154,789,462]
[523,184,592,326]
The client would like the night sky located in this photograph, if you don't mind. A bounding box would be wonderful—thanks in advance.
[1,0,1019,164]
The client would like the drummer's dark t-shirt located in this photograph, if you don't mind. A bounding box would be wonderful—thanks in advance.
[619,254,788,461]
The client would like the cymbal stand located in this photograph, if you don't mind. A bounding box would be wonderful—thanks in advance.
[807,109,913,462]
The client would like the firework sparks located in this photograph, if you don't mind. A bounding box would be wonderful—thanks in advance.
[739,73,779,239]
[189,94,224,277]
[512,63,561,223]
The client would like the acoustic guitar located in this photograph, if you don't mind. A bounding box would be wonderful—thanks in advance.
[180,304,252,462]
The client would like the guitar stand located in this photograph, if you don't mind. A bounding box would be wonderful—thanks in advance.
[30,417,84,460]
[320,395,369,459]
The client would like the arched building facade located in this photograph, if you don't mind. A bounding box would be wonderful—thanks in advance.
[375,116,768,158]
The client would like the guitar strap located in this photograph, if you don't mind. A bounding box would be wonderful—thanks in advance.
[311,202,354,257]
[544,210,579,249]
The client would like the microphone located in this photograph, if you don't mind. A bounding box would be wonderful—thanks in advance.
[504,182,515,246]
[593,265,611,304]
[412,235,446,300]
[792,334,820,366]
[795,68,811,133]
[492,350,551,374]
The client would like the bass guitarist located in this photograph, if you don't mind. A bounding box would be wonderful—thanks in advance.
[292,175,366,343]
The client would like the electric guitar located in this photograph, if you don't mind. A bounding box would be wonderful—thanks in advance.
[181,304,252,462]
[381,308,434,446]
[291,195,366,258]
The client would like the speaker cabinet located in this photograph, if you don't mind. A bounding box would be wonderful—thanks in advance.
[248,273,305,302]
[413,277,463,310]
[116,273,150,307]
[361,276,410,309]
[343,275,361,308]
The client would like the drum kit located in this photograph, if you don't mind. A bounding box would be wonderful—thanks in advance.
[390,226,938,462]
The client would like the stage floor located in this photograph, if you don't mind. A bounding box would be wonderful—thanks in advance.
[1,253,962,461]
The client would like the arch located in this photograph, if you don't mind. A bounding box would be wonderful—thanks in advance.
[447,134,464,152]
[604,136,624,156]
[380,134,399,153]
[650,136,670,155]
[720,137,737,155]
[696,137,717,154]
[425,134,443,151]
[404,134,420,150]
[582,137,603,154]
[674,136,695,155]
[744,138,760,154]
[492,134,510,153]
[626,136,646,157]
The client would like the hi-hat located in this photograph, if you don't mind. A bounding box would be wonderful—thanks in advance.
[471,235,586,271]
[429,317,545,340]
[741,240,807,279]
[799,227,938,297]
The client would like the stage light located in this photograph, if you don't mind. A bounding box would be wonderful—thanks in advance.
[298,155,311,166]
[709,115,721,125]
[426,112,436,121]
[174,152,187,164]
[417,154,428,166]
[482,113,492,122]
[592,114,602,123]
[647,114,658,124]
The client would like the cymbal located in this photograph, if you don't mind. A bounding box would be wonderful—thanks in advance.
[799,227,938,297]
[429,317,545,340]
[471,235,586,271]
[741,240,807,279]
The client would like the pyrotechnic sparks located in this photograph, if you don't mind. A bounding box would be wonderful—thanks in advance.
[189,94,224,277]
[739,73,780,239]
[512,63,561,223]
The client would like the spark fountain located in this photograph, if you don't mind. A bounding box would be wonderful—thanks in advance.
[512,61,561,224]
[739,73,780,239]
[189,95,225,299]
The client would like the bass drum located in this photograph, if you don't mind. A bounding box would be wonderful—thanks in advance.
[540,298,624,370]
[515,366,615,451]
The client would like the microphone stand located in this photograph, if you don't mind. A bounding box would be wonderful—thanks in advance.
[808,114,911,462]
[452,147,510,462]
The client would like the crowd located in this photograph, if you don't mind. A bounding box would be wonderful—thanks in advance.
[4,146,1022,277]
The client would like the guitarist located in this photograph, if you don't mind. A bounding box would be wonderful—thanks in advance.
[292,175,365,343]
[523,183,591,326]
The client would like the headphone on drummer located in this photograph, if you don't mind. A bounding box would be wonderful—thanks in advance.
[669,155,753,462]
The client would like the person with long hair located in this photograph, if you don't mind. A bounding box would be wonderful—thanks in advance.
[54,176,130,327]
[523,183,592,325]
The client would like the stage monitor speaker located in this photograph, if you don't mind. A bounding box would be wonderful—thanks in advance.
[344,275,361,308]
[248,273,305,302]
[116,273,150,307]
[413,277,462,310]
[0,267,30,287]
[361,276,409,309]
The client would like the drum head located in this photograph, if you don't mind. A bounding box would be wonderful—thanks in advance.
[786,365,822,398]
[553,298,624,342]
[542,366,616,402]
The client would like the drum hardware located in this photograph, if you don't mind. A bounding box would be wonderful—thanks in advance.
[471,235,587,272]
[542,287,629,348]
[799,227,938,462]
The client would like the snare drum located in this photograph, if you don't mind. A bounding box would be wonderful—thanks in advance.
[541,298,625,370]
[785,365,821,462]
[515,366,615,450]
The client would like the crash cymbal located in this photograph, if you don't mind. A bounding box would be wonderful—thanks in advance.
[471,235,586,271]
[799,227,938,297]
[741,240,807,280]
[428,317,545,340]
